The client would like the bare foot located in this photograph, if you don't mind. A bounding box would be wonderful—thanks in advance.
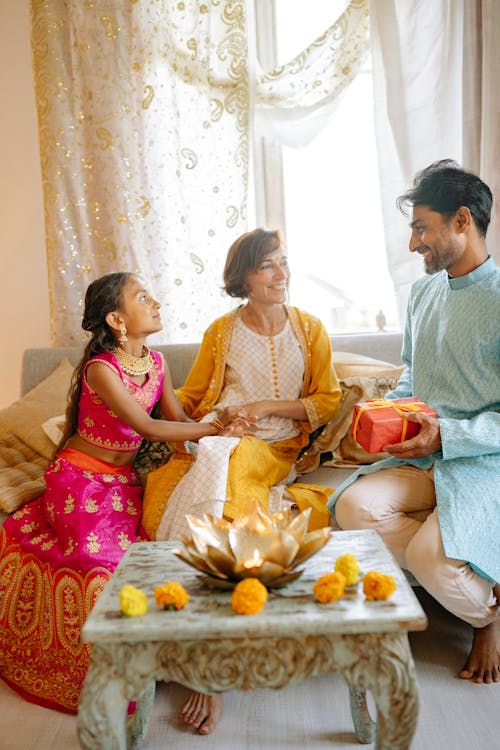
[179,691,222,734]
[459,617,500,684]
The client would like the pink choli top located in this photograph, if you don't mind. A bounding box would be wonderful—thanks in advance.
[77,349,165,452]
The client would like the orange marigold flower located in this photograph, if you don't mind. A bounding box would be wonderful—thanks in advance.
[362,571,396,601]
[313,571,346,603]
[154,581,190,611]
[334,553,360,585]
[119,584,148,617]
[231,577,268,615]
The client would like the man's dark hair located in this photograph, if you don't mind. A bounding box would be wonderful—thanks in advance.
[396,159,493,237]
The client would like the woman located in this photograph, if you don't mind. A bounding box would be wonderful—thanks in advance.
[0,272,244,714]
[142,228,342,732]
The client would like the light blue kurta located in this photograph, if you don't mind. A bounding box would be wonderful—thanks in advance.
[327,256,500,582]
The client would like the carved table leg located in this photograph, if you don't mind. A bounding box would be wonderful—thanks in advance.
[369,633,419,750]
[127,680,156,750]
[77,664,129,750]
[77,645,156,750]
[349,688,376,744]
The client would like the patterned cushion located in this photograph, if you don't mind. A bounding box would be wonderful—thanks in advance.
[0,358,74,460]
[0,433,48,513]
[297,366,404,473]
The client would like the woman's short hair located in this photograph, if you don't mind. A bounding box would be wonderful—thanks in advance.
[223,228,284,298]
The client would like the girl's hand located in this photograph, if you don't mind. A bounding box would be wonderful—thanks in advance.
[235,401,270,422]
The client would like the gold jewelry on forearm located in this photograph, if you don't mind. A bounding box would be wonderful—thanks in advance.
[209,417,225,433]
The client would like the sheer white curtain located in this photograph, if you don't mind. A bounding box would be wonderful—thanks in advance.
[370,0,500,323]
[254,0,370,147]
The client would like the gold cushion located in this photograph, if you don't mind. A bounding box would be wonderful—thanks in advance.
[0,358,74,460]
[332,350,403,379]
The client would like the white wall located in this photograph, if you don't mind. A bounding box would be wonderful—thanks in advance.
[0,1,50,408]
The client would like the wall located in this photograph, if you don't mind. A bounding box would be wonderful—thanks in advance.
[0,1,50,409]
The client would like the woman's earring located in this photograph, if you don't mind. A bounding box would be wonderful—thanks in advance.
[118,324,128,345]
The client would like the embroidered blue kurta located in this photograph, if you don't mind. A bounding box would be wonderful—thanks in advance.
[328,257,500,582]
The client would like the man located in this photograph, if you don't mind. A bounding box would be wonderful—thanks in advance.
[328,160,499,684]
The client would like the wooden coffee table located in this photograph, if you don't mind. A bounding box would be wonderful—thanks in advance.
[77,529,427,749]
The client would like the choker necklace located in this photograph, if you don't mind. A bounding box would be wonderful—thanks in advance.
[113,346,153,376]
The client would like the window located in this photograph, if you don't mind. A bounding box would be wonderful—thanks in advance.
[251,0,399,334]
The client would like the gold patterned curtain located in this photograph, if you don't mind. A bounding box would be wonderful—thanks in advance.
[31,0,249,345]
[31,0,369,345]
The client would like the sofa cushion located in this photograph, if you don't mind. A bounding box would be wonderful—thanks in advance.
[332,351,402,379]
[0,358,74,460]
[297,364,404,474]
[0,433,48,513]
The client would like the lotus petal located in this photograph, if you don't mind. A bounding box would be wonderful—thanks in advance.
[263,531,299,568]
[271,508,294,528]
[203,514,231,531]
[265,568,304,588]
[244,559,286,584]
[282,509,311,545]
[204,544,240,578]
[172,548,228,579]
[186,515,231,555]
[294,527,331,565]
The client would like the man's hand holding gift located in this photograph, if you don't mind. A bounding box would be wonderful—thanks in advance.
[383,411,441,458]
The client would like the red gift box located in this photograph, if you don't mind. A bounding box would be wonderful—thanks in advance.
[351,397,437,454]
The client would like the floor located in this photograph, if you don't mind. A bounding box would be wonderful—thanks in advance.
[1,589,497,750]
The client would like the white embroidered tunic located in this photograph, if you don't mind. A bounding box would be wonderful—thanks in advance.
[215,316,304,443]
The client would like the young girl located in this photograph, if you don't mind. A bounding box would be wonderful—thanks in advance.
[0,271,245,713]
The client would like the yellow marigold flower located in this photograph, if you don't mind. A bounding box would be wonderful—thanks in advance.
[119,584,148,617]
[231,577,268,615]
[313,571,346,603]
[362,571,396,601]
[154,581,190,611]
[334,553,360,585]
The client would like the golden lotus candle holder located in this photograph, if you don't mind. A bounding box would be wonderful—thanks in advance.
[173,499,331,589]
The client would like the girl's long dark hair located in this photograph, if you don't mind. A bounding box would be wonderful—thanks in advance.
[54,272,135,455]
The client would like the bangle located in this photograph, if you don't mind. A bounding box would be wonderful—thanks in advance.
[209,417,225,433]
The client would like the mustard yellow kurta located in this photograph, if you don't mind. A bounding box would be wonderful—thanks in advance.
[142,306,341,537]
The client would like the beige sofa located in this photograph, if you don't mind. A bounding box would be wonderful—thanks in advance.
[0,332,404,528]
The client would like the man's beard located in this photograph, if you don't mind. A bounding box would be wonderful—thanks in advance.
[421,242,462,275]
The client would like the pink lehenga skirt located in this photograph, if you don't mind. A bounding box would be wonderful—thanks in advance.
[0,448,146,713]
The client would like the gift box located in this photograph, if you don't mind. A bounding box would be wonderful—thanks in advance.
[351,397,437,454]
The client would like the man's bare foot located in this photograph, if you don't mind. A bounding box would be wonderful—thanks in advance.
[459,616,500,684]
[179,691,222,734]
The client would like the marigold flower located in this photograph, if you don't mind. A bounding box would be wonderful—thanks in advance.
[231,577,268,615]
[154,581,190,611]
[119,584,148,617]
[334,553,360,585]
[362,571,396,601]
[313,571,346,603]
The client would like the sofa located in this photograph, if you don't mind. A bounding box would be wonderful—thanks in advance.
[0,331,404,530]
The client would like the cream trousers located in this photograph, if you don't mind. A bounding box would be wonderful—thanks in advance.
[335,465,498,628]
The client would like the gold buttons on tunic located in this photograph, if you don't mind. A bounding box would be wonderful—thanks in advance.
[269,336,280,398]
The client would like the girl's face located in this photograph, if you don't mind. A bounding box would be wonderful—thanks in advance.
[118,276,162,339]
[245,248,290,305]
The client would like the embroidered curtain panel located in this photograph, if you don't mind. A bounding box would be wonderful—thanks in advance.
[30,0,249,345]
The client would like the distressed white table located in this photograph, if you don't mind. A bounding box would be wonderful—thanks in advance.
[77,530,427,750]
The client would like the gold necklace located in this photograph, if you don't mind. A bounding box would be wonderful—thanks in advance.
[113,346,153,376]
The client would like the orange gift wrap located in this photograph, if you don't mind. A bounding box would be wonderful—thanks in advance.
[351,397,437,454]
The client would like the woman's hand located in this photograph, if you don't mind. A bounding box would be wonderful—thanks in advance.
[220,415,254,437]
[220,401,271,423]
